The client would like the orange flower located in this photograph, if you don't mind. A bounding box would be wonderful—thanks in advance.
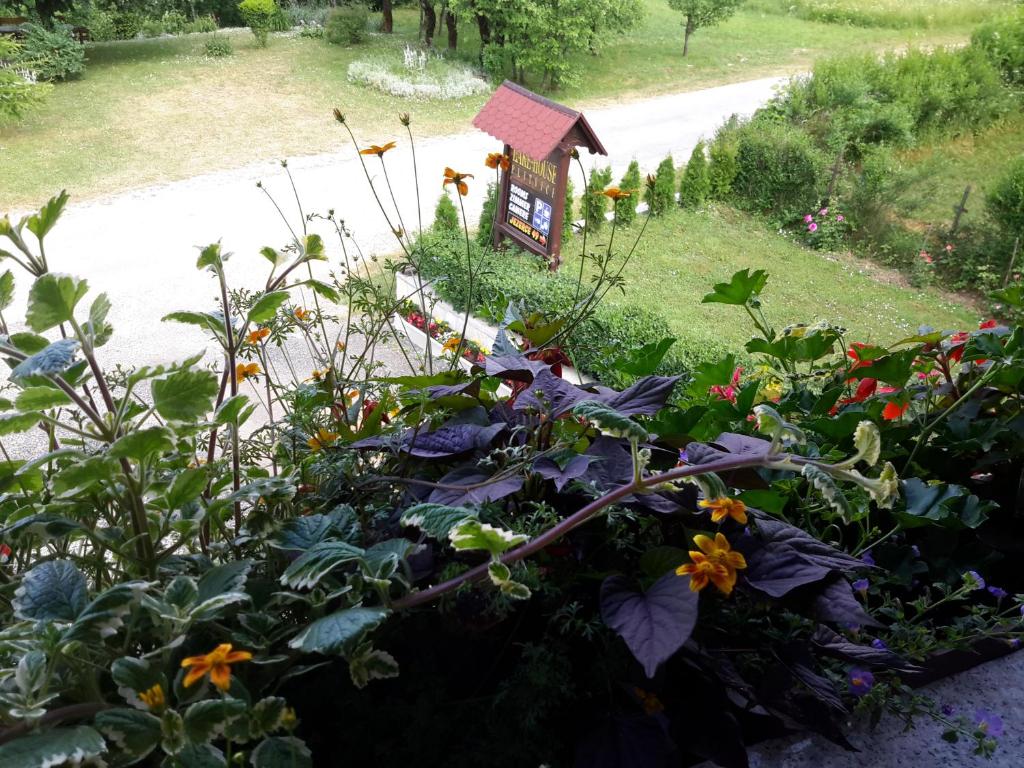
[360,141,396,157]
[345,389,360,402]
[698,496,748,525]
[676,533,747,595]
[308,427,340,452]
[603,187,631,201]
[294,307,308,321]
[442,336,463,353]
[246,327,270,345]
[181,643,252,691]
[443,167,474,196]
[235,362,260,384]
[485,152,509,171]
[882,400,909,421]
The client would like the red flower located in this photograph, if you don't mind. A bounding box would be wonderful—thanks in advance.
[979,319,998,330]
[947,331,970,363]
[882,401,909,420]
[830,377,878,415]
[710,367,743,404]
[847,342,876,376]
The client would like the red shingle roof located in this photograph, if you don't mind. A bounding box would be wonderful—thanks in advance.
[473,81,607,163]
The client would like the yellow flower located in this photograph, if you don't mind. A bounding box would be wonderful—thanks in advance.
[345,389,360,402]
[676,533,747,595]
[281,706,298,730]
[698,496,748,525]
[442,336,463,353]
[485,152,509,171]
[235,362,260,384]
[309,368,328,382]
[336,341,346,352]
[602,186,631,201]
[138,683,165,712]
[360,141,397,157]
[443,167,473,196]
[181,643,252,691]
[246,327,270,345]
[307,427,340,452]
[293,307,309,321]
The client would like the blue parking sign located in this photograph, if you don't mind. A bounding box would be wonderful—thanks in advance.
[531,199,552,236]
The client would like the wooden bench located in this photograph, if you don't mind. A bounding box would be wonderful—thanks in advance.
[0,16,28,38]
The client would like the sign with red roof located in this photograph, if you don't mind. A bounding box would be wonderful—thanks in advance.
[473,81,607,268]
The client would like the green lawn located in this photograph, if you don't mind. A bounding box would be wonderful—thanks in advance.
[561,205,977,355]
[896,114,1024,228]
[1,1,987,210]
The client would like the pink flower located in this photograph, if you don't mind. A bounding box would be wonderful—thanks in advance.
[836,214,845,222]
[819,207,828,216]
[808,222,818,233]
[944,243,954,253]
[709,367,743,405]
[803,214,814,223]
[920,250,933,264]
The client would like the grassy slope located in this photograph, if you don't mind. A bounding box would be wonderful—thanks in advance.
[560,205,977,355]
[1,2,979,209]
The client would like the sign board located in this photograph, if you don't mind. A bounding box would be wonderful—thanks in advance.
[473,82,606,269]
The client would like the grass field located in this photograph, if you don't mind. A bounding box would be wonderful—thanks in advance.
[1,1,983,210]
[560,205,977,354]
[747,0,1013,30]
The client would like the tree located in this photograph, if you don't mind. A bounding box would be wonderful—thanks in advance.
[646,156,676,216]
[477,182,498,246]
[667,0,744,56]
[583,166,613,232]
[616,160,642,225]
[679,141,711,208]
[381,0,394,32]
[563,177,576,241]
[434,190,460,234]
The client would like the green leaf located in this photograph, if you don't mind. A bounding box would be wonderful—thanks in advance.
[215,394,255,427]
[802,464,854,522]
[108,427,175,461]
[25,273,89,332]
[399,503,478,539]
[52,455,120,497]
[95,708,162,761]
[0,726,105,767]
[701,268,767,306]
[197,561,251,604]
[14,386,71,411]
[250,737,313,768]
[347,643,400,689]
[449,520,527,556]
[161,709,186,755]
[260,246,286,266]
[25,190,69,241]
[162,311,226,339]
[152,368,218,422]
[64,581,149,643]
[572,400,649,443]
[991,283,1024,309]
[247,291,290,324]
[183,699,247,744]
[166,468,208,511]
[848,349,916,387]
[1,512,81,540]
[288,606,390,655]
[611,337,676,376]
[13,560,88,622]
[0,270,14,311]
[0,411,42,435]
[163,743,225,767]
[279,541,364,590]
[302,279,341,303]
[248,697,289,738]
[299,233,326,261]
[8,332,50,355]
[509,317,565,346]
[898,478,993,530]
[269,514,343,551]
[195,242,225,273]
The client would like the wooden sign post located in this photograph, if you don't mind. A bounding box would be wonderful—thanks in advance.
[473,81,607,269]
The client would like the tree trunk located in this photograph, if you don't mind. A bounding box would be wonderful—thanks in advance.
[381,0,394,33]
[683,16,694,56]
[421,0,437,45]
[445,8,457,50]
[476,13,490,46]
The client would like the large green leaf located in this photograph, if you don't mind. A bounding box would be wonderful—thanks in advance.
[95,708,162,762]
[25,190,69,241]
[163,743,225,768]
[250,737,312,768]
[64,581,149,642]
[0,269,14,311]
[0,411,42,435]
[214,395,256,427]
[166,468,207,511]
[288,606,389,654]
[279,541,364,590]
[152,369,218,422]
[611,337,676,376]
[246,291,290,324]
[161,311,226,338]
[400,503,478,540]
[898,478,993,530]
[52,455,120,497]
[197,561,251,604]
[701,268,767,306]
[111,657,163,697]
[449,520,527,557]
[572,400,650,443]
[195,242,225,273]
[0,726,105,767]
[183,699,247,744]
[15,386,71,411]
[13,560,87,622]
[25,273,89,332]
[108,427,175,461]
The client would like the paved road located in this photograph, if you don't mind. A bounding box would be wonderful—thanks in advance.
[2,75,786,370]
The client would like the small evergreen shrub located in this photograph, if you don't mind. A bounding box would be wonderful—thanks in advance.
[679,140,711,209]
[733,121,827,222]
[238,0,278,46]
[17,24,84,82]
[582,166,612,232]
[646,156,675,216]
[615,160,641,225]
[0,39,50,121]
[708,132,739,200]
[477,182,498,246]
[326,4,369,45]
[433,191,460,234]
[204,34,234,57]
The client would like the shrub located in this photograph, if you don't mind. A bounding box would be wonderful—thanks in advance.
[326,4,369,45]
[141,18,165,37]
[187,15,220,33]
[563,177,575,240]
[679,140,710,209]
[161,9,188,34]
[477,181,498,246]
[112,11,143,39]
[433,190,460,234]
[238,0,278,46]
[615,160,641,225]
[85,9,117,41]
[708,130,739,199]
[204,34,233,56]
[16,23,84,81]
[0,39,50,121]
[582,166,612,232]
[733,121,826,222]
[987,157,1024,247]
[646,155,675,216]
[973,9,1024,85]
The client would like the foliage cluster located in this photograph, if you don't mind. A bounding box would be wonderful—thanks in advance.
[679,139,710,208]
[326,3,369,45]
[0,37,50,121]
[238,0,278,46]
[15,22,84,81]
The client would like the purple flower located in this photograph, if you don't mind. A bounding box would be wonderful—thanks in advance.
[836,214,845,222]
[849,668,874,697]
[861,550,875,567]
[988,585,1008,599]
[1009,638,1021,649]
[871,638,888,650]
[853,578,869,593]
[975,708,1004,738]
[911,544,920,557]
[965,571,986,590]
[803,214,814,223]
[941,703,957,717]
[819,207,829,216]
[808,222,818,233]
[678,449,689,465]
